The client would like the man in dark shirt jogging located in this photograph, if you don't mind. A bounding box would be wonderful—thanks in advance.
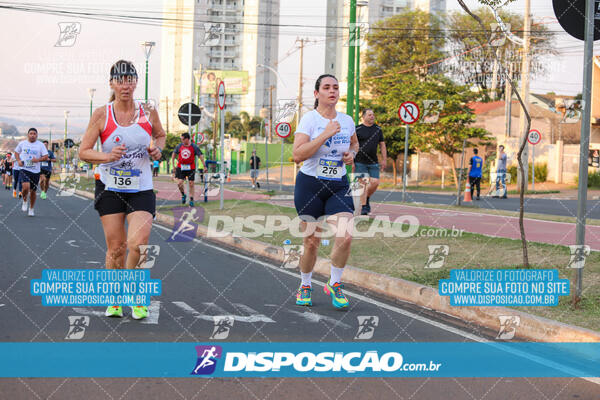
[354,109,387,215]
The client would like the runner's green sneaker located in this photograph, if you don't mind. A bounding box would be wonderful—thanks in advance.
[296,285,312,306]
[324,281,349,309]
[40,191,47,199]
[131,305,148,320]
[105,305,123,317]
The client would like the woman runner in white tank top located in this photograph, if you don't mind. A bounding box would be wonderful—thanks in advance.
[79,60,166,320]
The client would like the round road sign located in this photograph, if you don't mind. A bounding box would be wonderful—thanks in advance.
[398,101,420,125]
[553,0,600,41]
[195,132,205,144]
[527,129,542,146]
[275,122,292,138]
[217,81,226,110]
[177,102,202,126]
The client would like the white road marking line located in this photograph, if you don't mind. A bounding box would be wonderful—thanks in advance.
[141,301,161,325]
[172,301,275,323]
[265,304,351,329]
[153,224,479,340]
[152,223,600,385]
[59,194,599,385]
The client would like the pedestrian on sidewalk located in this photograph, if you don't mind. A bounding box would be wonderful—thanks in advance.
[249,150,261,189]
[494,145,508,199]
[354,108,387,215]
[468,148,482,200]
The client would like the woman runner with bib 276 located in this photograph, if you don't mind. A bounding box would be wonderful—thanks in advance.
[292,74,359,309]
[79,60,166,320]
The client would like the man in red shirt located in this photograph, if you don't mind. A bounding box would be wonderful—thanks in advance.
[172,133,204,207]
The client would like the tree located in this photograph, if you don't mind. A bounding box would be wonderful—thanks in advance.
[365,74,492,187]
[446,8,555,97]
[409,78,493,187]
[364,10,446,80]
[456,0,531,269]
[162,133,181,166]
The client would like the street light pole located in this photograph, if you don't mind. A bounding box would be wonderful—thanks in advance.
[354,1,367,124]
[141,41,156,102]
[346,0,357,117]
[88,88,97,151]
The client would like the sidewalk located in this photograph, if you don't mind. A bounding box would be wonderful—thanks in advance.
[151,175,600,250]
[369,203,600,251]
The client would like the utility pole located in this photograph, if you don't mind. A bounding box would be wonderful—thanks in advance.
[165,97,169,134]
[346,0,357,117]
[517,0,531,191]
[574,0,595,301]
[490,49,500,100]
[504,62,513,137]
[297,38,304,120]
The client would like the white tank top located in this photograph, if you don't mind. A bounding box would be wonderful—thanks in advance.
[97,101,153,192]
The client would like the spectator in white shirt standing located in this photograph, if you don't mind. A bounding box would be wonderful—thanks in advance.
[14,128,49,216]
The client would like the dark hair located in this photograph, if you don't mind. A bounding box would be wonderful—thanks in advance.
[109,60,138,102]
[314,74,338,109]
[28,128,38,134]
[42,140,48,144]
[473,148,478,154]
[181,133,190,140]
[499,145,504,150]
[362,108,373,117]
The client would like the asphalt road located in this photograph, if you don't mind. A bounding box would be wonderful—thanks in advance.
[229,179,600,219]
[0,186,599,399]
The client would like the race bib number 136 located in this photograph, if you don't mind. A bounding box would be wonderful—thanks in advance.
[107,168,141,192]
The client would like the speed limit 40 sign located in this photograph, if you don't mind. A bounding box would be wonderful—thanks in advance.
[275,122,292,138]
[527,129,541,146]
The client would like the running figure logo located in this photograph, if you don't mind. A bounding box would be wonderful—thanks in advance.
[200,23,224,46]
[65,316,90,340]
[55,22,81,47]
[489,23,509,47]
[567,245,590,269]
[354,316,379,340]
[496,315,520,340]
[346,173,369,197]
[276,100,298,123]
[282,239,304,269]
[57,172,81,197]
[168,207,204,242]
[425,245,449,269]
[137,245,160,268]
[191,345,222,375]
[422,100,444,124]
[210,316,234,340]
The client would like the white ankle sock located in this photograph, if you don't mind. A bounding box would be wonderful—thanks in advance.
[300,272,312,287]
[330,265,344,284]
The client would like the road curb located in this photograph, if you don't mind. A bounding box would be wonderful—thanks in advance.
[64,184,600,342]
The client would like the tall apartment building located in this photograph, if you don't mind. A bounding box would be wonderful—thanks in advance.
[324,0,445,105]
[160,0,279,133]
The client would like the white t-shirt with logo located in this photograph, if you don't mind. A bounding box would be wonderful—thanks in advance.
[15,140,48,174]
[295,110,355,179]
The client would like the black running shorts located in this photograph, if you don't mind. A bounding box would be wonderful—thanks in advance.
[94,180,156,217]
